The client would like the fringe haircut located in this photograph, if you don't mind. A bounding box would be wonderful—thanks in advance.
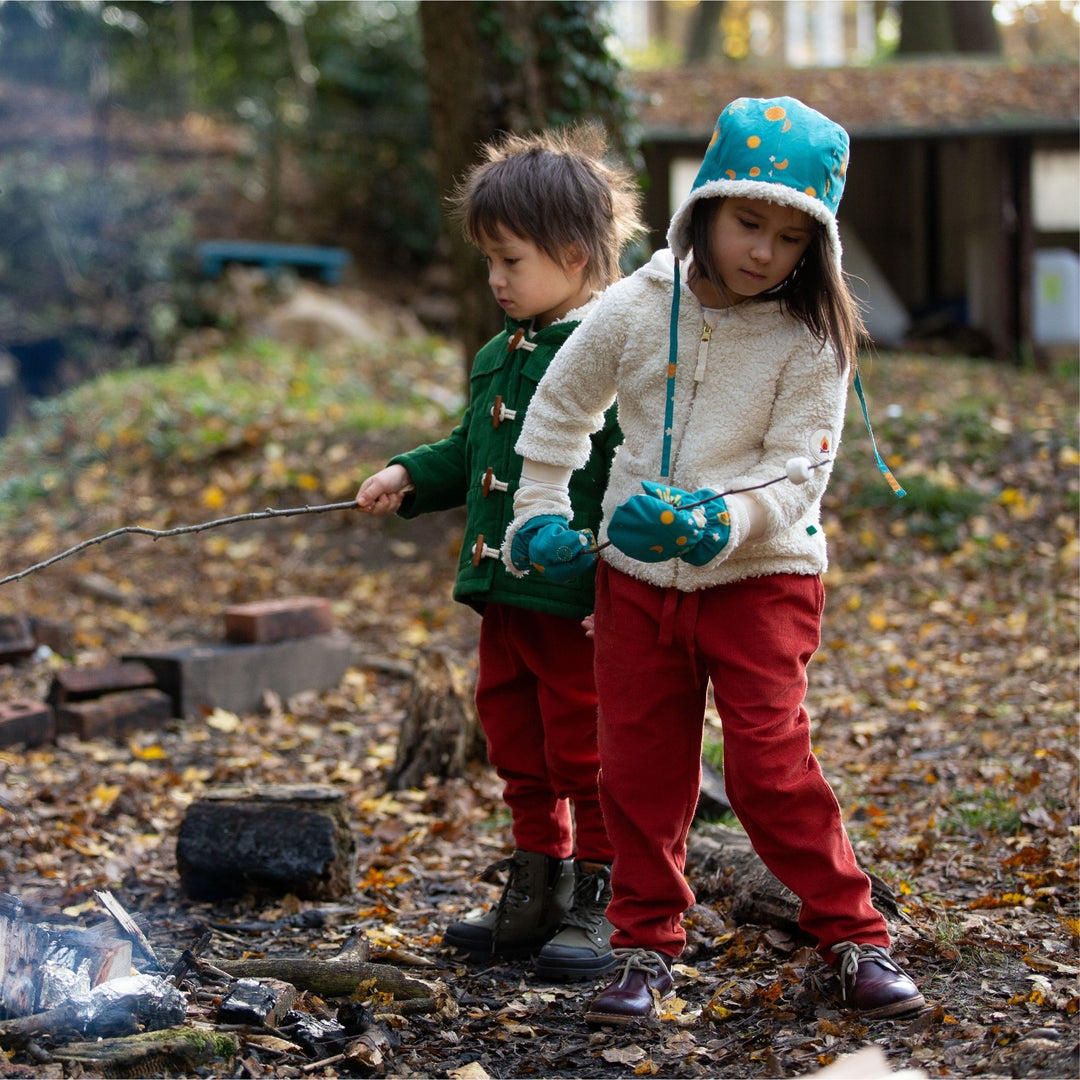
[688,197,866,373]
[450,124,645,291]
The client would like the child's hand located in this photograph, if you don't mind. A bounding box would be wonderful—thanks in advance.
[607,482,731,565]
[356,464,414,515]
[508,515,597,581]
[581,613,595,639]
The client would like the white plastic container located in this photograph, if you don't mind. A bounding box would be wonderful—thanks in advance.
[1033,248,1079,346]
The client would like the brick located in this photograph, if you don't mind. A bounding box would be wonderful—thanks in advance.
[47,661,158,706]
[223,596,333,644]
[0,614,36,664]
[30,618,76,657]
[0,699,55,747]
[125,630,357,720]
[55,688,174,740]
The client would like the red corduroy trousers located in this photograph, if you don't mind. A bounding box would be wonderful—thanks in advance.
[592,563,889,962]
[476,603,613,863]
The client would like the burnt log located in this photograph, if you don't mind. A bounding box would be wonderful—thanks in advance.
[217,977,298,1027]
[686,822,901,932]
[386,648,486,790]
[176,784,355,901]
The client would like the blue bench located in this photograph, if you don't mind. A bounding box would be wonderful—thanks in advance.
[197,240,351,284]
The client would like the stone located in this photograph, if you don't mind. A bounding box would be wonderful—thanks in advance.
[124,631,356,720]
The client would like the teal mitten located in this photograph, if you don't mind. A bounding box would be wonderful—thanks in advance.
[607,482,731,565]
[510,515,598,582]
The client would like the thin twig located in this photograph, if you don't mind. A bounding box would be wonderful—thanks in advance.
[0,501,359,588]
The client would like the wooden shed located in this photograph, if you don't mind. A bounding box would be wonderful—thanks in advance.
[631,58,1080,361]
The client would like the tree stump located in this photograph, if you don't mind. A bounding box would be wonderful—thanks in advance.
[386,649,486,790]
[175,785,355,901]
[686,822,901,931]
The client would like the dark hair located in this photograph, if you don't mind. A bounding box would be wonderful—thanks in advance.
[450,125,645,291]
[687,197,865,372]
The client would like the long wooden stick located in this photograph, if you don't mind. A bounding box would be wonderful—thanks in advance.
[0,502,359,588]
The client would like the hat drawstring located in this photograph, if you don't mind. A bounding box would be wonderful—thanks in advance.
[853,370,906,498]
[661,258,681,481]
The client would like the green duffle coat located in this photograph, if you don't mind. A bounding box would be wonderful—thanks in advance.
[390,311,620,620]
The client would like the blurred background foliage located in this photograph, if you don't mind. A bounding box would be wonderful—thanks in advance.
[0,0,1074,417]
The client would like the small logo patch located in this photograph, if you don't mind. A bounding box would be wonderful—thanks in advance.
[810,428,834,460]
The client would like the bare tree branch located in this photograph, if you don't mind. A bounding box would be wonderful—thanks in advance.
[1,501,359,588]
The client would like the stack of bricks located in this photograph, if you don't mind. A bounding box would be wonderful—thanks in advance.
[1,614,53,747]
[48,662,172,741]
[0,596,354,748]
[127,596,353,720]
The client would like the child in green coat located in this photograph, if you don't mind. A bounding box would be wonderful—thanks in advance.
[356,125,644,981]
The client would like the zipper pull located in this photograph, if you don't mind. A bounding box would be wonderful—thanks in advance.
[695,321,713,381]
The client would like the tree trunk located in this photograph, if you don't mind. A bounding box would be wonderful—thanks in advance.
[897,0,955,53]
[683,1,725,64]
[175,785,355,901]
[950,1,1002,53]
[898,0,1000,55]
[417,1,504,379]
[418,1,629,379]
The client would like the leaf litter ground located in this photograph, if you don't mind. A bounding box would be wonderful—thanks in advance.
[0,345,1077,1079]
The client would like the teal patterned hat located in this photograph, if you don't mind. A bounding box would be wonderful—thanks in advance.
[667,96,850,265]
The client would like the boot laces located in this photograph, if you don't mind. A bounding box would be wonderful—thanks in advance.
[610,947,668,987]
[560,867,610,932]
[481,856,533,919]
[833,941,900,1002]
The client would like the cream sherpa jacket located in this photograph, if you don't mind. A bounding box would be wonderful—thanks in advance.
[506,249,850,591]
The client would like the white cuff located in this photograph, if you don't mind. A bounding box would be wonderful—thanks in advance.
[724,493,764,550]
[502,460,575,577]
[520,460,573,488]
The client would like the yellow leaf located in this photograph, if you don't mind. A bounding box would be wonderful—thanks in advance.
[129,741,168,761]
[297,473,320,491]
[868,610,888,632]
[115,609,150,633]
[400,623,430,647]
[202,484,227,510]
[205,708,241,733]
[90,784,121,810]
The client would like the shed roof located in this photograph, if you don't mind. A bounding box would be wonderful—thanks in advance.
[631,58,1080,141]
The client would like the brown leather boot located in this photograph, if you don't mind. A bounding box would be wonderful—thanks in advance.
[833,941,926,1019]
[584,948,675,1025]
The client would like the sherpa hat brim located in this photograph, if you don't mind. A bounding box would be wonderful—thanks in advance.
[666,177,843,265]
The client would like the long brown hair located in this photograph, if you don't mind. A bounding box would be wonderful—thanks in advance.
[688,197,865,373]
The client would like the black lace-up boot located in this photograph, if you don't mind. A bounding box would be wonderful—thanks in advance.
[535,860,617,980]
[443,850,573,957]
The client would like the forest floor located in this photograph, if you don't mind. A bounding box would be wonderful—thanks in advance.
[0,319,1077,1079]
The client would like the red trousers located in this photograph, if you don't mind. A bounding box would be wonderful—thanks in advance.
[475,604,613,863]
[592,564,889,962]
